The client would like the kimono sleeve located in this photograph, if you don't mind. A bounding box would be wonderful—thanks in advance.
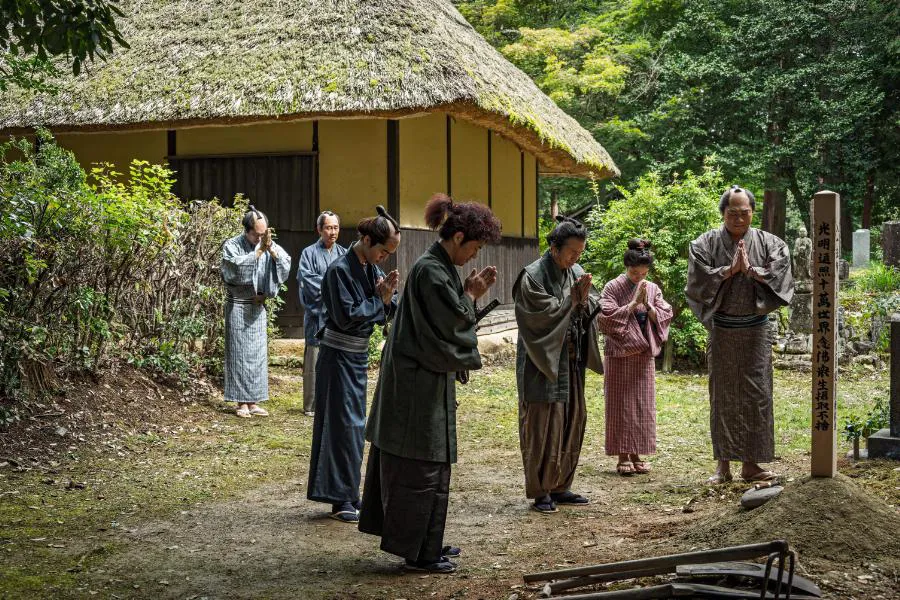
[270,242,291,285]
[514,271,574,381]
[685,237,732,326]
[221,239,259,286]
[752,234,794,311]
[322,264,385,330]
[409,268,480,373]
[298,247,324,310]
[647,286,674,357]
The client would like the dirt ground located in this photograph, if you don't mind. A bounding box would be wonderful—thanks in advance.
[1,364,899,600]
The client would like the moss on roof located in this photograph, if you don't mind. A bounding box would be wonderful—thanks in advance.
[0,0,618,178]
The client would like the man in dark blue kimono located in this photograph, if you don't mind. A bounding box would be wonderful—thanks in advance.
[297,211,346,416]
[307,207,400,523]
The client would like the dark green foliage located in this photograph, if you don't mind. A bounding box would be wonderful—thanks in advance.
[0,134,245,402]
[0,0,128,90]
[458,0,898,233]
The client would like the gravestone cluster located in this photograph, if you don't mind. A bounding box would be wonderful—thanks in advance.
[773,223,888,370]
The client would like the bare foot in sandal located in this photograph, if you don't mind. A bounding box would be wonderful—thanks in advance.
[629,454,650,474]
[616,454,635,476]
[705,460,733,485]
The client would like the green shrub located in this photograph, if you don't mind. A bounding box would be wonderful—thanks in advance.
[855,261,900,294]
[841,261,900,353]
[0,133,245,399]
[581,164,723,368]
[368,325,386,368]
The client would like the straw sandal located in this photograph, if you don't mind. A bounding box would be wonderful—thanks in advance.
[616,462,635,476]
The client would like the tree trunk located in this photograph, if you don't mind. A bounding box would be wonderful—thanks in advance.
[841,195,853,252]
[862,171,874,229]
[853,437,860,461]
[662,337,674,372]
[762,189,786,240]
[550,190,559,220]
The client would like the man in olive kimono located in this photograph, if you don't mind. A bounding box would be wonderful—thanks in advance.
[514,216,602,514]
[221,206,291,418]
[686,186,793,485]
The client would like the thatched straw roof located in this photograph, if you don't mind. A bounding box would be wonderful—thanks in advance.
[0,0,618,178]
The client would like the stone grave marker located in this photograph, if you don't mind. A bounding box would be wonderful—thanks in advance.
[867,313,900,459]
[852,228,870,267]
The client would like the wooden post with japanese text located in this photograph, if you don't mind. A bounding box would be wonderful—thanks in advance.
[811,190,839,477]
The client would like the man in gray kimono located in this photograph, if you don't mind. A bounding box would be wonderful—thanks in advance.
[297,211,346,416]
[686,186,793,484]
[514,216,603,514]
[222,206,292,418]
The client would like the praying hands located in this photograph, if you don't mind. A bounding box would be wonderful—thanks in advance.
[375,270,400,304]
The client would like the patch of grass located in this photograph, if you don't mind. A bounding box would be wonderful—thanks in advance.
[0,362,894,598]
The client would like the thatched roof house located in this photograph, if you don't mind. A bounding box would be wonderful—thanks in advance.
[1,0,619,334]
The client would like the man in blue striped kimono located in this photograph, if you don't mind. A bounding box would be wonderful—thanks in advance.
[221,206,292,418]
[297,211,346,416]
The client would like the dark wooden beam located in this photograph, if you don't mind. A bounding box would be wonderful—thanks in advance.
[520,151,525,237]
[446,115,452,196]
[387,120,400,220]
[487,130,492,208]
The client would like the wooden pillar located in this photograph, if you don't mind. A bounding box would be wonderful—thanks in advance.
[811,190,839,477]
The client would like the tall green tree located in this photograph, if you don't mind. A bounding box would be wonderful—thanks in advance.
[1,0,129,91]
[458,0,899,239]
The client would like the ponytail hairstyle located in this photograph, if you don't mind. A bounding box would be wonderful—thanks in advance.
[356,205,400,246]
[424,193,502,244]
[546,214,587,249]
[623,238,653,267]
[242,204,268,232]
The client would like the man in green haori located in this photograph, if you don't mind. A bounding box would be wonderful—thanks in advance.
[360,194,502,574]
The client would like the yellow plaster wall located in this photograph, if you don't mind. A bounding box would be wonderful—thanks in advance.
[55,130,167,173]
[399,113,446,228]
[318,119,386,225]
[176,121,313,155]
[450,118,488,205]
[524,153,538,237]
[491,133,523,237]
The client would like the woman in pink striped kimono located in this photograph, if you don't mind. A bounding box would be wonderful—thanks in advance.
[598,239,673,476]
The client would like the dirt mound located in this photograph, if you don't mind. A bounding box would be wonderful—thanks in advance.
[0,365,219,469]
[680,475,900,563]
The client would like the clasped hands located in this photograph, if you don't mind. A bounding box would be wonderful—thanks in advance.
[629,280,657,322]
[464,266,498,302]
[571,273,592,307]
[375,270,400,304]
[255,228,278,259]
[729,240,753,277]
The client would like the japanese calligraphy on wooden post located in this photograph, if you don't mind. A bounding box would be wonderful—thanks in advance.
[811,190,839,477]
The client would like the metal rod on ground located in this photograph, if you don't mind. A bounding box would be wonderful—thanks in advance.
[523,541,790,583]
[543,583,679,600]
[547,567,669,594]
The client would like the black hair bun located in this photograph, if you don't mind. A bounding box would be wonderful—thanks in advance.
[376,205,388,217]
[555,214,584,229]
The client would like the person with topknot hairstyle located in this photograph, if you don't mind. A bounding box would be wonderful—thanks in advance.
[221,205,292,418]
[360,193,501,574]
[513,215,602,514]
[598,239,673,476]
[306,205,401,524]
[686,185,793,485]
